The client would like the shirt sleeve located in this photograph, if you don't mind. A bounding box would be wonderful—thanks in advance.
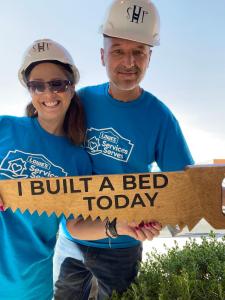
[155,112,194,172]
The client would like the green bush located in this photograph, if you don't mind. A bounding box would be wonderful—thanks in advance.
[111,233,225,300]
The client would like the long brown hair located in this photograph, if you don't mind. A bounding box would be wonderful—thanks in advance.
[25,61,85,145]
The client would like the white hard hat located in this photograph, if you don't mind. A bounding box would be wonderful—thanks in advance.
[18,38,80,87]
[100,0,160,46]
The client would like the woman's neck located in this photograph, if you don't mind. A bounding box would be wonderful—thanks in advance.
[37,117,65,136]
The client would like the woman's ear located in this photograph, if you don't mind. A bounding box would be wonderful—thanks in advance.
[70,84,76,98]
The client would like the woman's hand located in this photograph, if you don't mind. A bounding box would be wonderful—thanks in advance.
[117,220,162,242]
[0,195,4,211]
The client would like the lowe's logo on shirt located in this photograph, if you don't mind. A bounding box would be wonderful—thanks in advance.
[85,127,134,162]
[0,150,67,179]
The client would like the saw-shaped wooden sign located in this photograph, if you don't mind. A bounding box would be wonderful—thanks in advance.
[0,165,225,230]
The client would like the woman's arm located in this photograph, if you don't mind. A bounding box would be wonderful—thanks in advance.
[67,217,162,242]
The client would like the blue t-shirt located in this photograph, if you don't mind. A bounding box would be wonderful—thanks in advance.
[0,116,91,300]
[61,83,194,248]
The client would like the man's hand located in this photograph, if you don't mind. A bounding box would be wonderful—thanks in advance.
[117,220,162,242]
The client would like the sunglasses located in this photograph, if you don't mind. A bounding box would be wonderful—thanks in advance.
[27,80,72,94]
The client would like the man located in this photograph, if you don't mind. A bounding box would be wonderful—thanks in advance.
[53,1,194,299]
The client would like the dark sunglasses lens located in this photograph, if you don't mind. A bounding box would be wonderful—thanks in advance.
[27,80,71,93]
[27,82,45,93]
[49,80,70,92]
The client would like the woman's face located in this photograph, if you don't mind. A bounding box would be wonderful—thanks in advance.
[28,62,74,131]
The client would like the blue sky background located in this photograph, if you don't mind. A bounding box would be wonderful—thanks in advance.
[0,0,224,162]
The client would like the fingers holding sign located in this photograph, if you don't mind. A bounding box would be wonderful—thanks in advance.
[133,221,162,241]
[117,220,162,242]
[0,194,4,211]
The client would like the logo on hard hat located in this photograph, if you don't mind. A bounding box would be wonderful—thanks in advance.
[33,42,50,52]
[127,5,149,24]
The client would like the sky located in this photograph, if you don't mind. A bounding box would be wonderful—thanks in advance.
[0,0,224,163]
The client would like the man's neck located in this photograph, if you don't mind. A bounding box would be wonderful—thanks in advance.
[108,84,142,102]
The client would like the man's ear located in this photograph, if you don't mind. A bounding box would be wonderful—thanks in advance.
[100,48,105,66]
[148,49,152,67]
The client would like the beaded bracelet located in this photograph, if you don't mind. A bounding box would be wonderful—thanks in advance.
[105,218,119,238]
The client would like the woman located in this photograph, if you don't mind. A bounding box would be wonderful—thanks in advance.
[0,38,91,300]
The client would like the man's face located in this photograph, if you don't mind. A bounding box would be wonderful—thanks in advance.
[101,36,151,92]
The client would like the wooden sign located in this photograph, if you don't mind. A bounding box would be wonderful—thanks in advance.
[0,165,225,230]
